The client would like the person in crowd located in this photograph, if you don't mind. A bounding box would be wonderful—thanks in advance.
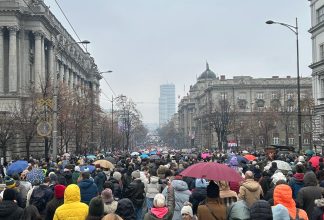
[259,171,272,198]
[197,181,226,220]
[273,183,308,219]
[227,199,250,220]
[29,176,54,216]
[94,165,107,193]
[102,188,118,214]
[264,171,287,205]
[102,213,124,220]
[238,170,263,207]
[72,166,81,184]
[105,171,123,200]
[78,171,99,204]
[145,169,161,211]
[271,204,290,220]
[124,170,145,220]
[181,202,197,220]
[53,184,89,220]
[45,184,66,220]
[12,173,28,207]
[63,168,73,185]
[297,171,324,217]
[115,198,136,220]
[86,196,104,220]
[144,181,175,220]
[2,175,24,208]
[189,178,207,215]
[312,198,324,220]
[268,161,278,176]
[0,188,24,220]
[218,180,237,208]
[22,205,42,220]
[289,163,305,200]
[249,200,273,220]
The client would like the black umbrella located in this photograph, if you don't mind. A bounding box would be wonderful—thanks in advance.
[105,157,116,164]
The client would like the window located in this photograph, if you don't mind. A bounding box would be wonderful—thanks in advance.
[304,139,309,144]
[220,92,227,100]
[288,138,294,145]
[273,137,279,145]
[257,92,264,99]
[317,6,324,23]
[271,92,278,99]
[287,93,294,99]
[287,106,294,112]
[238,93,246,100]
[320,44,324,60]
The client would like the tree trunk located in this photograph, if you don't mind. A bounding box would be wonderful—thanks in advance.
[26,140,31,159]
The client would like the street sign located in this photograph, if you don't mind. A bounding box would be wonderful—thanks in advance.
[37,121,52,137]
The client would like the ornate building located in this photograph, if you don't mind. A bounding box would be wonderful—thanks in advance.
[0,0,101,159]
[178,64,312,151]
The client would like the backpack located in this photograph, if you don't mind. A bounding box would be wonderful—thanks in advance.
[290,208,305,220]
[30,186,47,212]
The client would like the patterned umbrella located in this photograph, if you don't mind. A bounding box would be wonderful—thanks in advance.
[80,165,95,173]
[26,169,45,185]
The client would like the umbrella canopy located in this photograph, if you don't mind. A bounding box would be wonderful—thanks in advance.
[140,154,149,159]
[244,154,256,161]
[7,160,28,176]
[93,160,114,169]
[162,150,168,154]
[149,155,160,160]
[86,155,96,160]
[80,165,95,173]
[201,153,212,159]
[62,153,70,158]
[226,155,248,164]
[149,151,157,155]
[26,169,45,185]
[309,156,321,168]
[104,157,116,164]
[265,160,292,171]
[131,152,140,156]
[180,162,243,182]
[305,149,315,156]
[242,150,249,154]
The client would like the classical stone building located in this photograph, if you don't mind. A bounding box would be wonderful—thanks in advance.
[178,64,312,151]
[0,0,101,159]
[309,0,324,147]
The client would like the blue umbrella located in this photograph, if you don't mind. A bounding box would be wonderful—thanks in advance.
[7,160,28,176]
[149,151,157,155]
[26,169,45,185]
[140,154,149,159]
[80,165,95,173]
[226,155,248,164]
[86,155,96,160]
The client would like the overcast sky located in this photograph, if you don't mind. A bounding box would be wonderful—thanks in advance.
[45,0,312,125]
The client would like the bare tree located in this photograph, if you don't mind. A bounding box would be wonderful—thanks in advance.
[0,111,16,162]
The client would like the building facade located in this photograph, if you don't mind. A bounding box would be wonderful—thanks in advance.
[0,0,101,159]
[159,83,176,126]
[309,0,324,147]
[178,64,312,151]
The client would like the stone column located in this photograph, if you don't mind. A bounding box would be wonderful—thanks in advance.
[34,31,43,92]
[0,27,4,93]
[59,62,64,84]
[73,72,77,90]
[41,37,45,86]
[47,42,54,83]
[64,65,69,86]
[8,26,19,93]
[68,70,73,90]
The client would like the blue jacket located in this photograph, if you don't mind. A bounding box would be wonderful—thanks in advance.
[78,179,98,204]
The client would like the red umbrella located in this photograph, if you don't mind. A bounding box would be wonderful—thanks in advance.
[309,156,321,168]
[180,162,243,182]
[244,154,256,161]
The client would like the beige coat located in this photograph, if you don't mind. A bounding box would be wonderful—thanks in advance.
[238,179,263,207]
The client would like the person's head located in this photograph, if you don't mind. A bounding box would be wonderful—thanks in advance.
[101,188,114,204]
[43,176,51,185]
[195,178,208,188]
[181,202,193,220]
[207,181,220,198]
[250,200,273,220]
[153,193,166,208]
[22,204,42,220]
[64,184,81,203]
[54,184,66,199]
[3,188,16,201]
[131,170,140,180]
[4,176,16,189]
[273,184,295,208]
[245,171,254,180]
[218,181,230,191]
[102,213,123,220]
[113,171,122,181]
[82,171,90,180]
[296,164,304,173]
[88,196,104,218]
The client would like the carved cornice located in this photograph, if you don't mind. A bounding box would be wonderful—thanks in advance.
[8,25,19,33]
[33,30,44,39]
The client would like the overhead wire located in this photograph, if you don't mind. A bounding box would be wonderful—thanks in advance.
[102,76,117,97]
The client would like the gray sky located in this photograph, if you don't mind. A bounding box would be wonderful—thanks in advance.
[45,0,312,125]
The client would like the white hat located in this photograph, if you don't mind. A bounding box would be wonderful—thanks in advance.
[181,205,193,217]
[272,171,287,185]
[113,171,122,181]
[74,166,80,172]
[153,193,165,208]
[298,156,305,162]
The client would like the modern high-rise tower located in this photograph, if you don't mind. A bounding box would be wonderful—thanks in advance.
[159,84,176,126]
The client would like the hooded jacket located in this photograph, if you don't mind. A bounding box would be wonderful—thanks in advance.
[124,178,145,208]
[53,184,89,220]
[115,198,136,220]
[106,177,123,200]
[0,200,24,220]
[238,179,263,207]
[227,200,250,220]
[78,179,98,204]
[94,171,106,193]
[312,198,324,220]
[145,176,161,198]
[289,172,304,199]
[273,184,308,220]
[297,171,324,217]
[163,180,191,220]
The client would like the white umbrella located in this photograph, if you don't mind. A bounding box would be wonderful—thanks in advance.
[62,153,70,158]
[131,152,140,156]
[264,160,292,171]
[242,150,249,154]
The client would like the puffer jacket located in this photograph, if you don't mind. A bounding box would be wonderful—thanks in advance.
[115,198,136,220]
[238,179,263,207]
[0,200,24,220]
[163,180,191,220]
[124,178,145,208]
[145,176,161,198]
[53,184,89,220]
[94,171,106,193]
[189,187,207,214]
[78,179,98,204]
[273,184,308,219]
[297,171,324,217]
[227,200,250,220]
[106,177,123,200]
[249,200,273,220]
[289,173,304,199]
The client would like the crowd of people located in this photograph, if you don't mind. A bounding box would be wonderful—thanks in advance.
[0,149,323,220]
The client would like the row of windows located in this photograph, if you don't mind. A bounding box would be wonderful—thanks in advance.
[219,92,295,100]
[273,137,309,145]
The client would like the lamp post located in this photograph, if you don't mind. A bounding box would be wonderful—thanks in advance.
[266,18,302,153]
[52,40,90,160]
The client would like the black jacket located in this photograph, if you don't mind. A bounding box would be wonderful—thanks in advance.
[249,200,273,220]
[124,179,145,208]
[107,177,123,200]
[115,198,136,220]
[189,187,207,214]
[45,197,64,220]
[94,171,107,193]
[0,200,24,220]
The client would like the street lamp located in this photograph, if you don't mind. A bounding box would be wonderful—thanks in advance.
[266,18,302,153]
[52,40,90,160]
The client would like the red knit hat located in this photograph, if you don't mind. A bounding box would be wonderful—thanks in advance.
[54,184,66,199]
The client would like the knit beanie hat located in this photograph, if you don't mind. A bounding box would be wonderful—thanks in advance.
[54,184,66,199]
[3,188,16,201]
[113,171,122,181]
[89,196,104,217]
[4,176,15,189]
[101,188,114,203]
[207,181,219,198]
[181,202,193,217]
[131,170,140,179]
[250,200,273,220]
[153,193,166,208]
[272,171,287,185]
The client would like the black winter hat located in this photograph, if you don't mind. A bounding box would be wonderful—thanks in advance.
[3,188,16,201]
[250,200,273,220]
[207,181,219,198]
[88,196,104,217]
